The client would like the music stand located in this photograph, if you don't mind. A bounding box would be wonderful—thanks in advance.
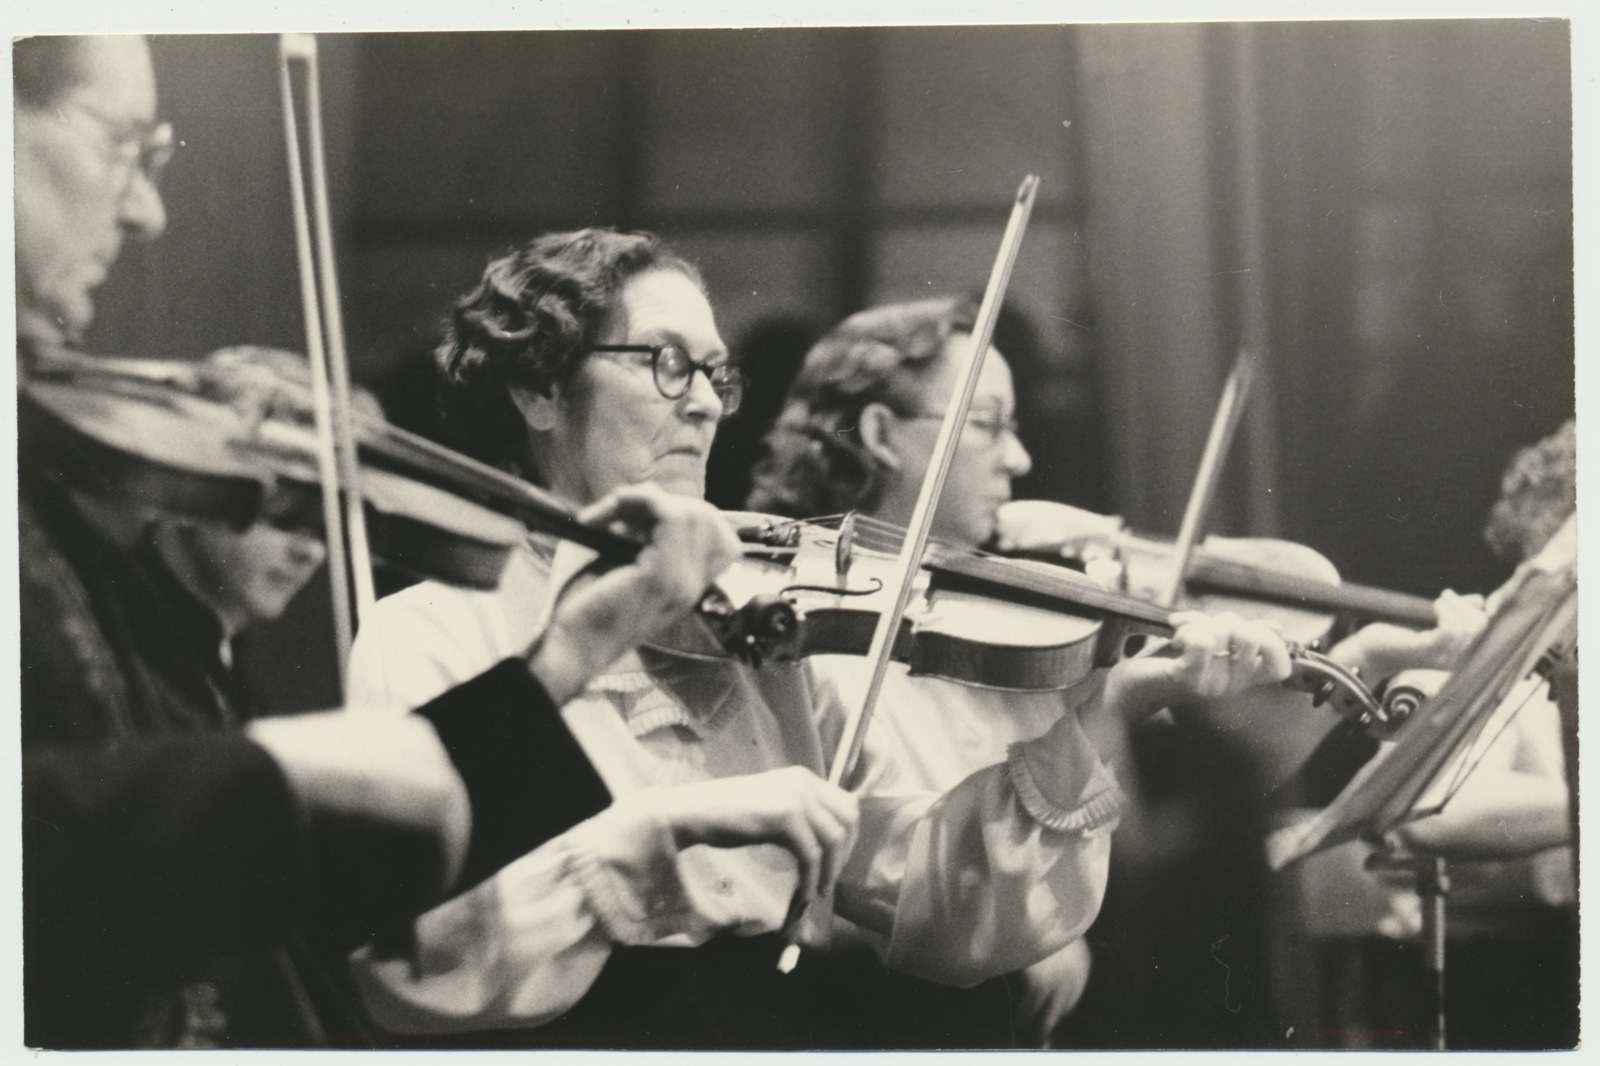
[1265,517,1577,1048]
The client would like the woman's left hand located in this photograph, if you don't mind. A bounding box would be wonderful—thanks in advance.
[1329,589,1488,685]
[1103,610,1294,723]
[528,485,740,703]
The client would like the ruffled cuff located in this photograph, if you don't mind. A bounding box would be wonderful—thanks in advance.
[1006,742,1123,837]
[555,801,695,945]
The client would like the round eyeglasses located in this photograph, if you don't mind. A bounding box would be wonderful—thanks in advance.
[590,343,745,417]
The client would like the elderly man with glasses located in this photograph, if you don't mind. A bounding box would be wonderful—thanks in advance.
[14,35,172,348]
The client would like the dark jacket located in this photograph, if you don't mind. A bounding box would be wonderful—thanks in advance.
[19,473,610,1046]
[18,475,348,1047]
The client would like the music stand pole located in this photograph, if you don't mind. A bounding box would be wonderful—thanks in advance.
[1417,856,1450,1050]
[1369,848,1450,1049]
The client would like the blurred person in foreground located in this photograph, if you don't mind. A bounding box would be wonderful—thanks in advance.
[16,34,742,1047]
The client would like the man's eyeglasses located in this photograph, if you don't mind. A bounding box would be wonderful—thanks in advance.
[62,101,176,189]
[905,409,1021,444]
[590,343,745,417]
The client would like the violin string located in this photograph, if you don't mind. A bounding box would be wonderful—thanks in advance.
[850,511,1080,565]
[760,518,903,559]
[1419,610,1552,807]
[845,513,998,559]
[1434,652,1550,809]
[796,510,1055,564]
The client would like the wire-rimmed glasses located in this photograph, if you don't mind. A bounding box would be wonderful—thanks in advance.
[62,101,176,190]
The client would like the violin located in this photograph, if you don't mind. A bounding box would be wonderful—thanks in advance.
[19,343,808,665]
[994,500,1439,641]
[21,344,524,591]
[991,349,1432,676]
[1076,528,1437,638]
[721,508,1421,805]
[716,512,1383,726]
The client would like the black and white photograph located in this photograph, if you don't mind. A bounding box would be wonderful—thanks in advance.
[8,0,1584,1053]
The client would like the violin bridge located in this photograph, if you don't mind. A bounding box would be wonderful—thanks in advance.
[834,511,858,580]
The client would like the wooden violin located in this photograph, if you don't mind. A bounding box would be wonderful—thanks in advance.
[964,348,1440,743]
[19,343,810,666]
[1002,513,1439,640]
[20,343,526,591]
[715,513,1383,725]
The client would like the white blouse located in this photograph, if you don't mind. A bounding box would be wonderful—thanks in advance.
[344,540,1122,1034]
[813,655,1109,1038]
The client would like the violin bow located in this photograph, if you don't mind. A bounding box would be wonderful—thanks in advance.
[779,174,1040,973]
[279,33,375,689]
[1153,346,1258,608]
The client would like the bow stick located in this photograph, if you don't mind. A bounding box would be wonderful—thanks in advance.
[778,174,1040,973]
[279,33,375,688]
[1153,346,1258,608]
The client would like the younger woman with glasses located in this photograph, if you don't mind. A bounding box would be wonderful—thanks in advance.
[745,297,1100,1045]
[746,297,1300,1046]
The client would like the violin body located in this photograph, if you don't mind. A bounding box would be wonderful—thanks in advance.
[719,541,1110,692]
[720,514,1382,722]
[23,374,270,530]
[20,346,525,590]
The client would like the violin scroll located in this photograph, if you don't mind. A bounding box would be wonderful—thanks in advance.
[1284,645,1389,737]
[1375,671,1438,737]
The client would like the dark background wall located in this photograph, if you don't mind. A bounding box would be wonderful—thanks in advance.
[80,22,1574,713]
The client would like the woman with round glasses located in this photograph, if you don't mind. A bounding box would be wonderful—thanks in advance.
[341,233,1291,1047]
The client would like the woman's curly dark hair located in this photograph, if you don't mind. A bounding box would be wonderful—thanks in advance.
[1483,418,1576,562]
[434,228,704,477]
[746,296,977,518]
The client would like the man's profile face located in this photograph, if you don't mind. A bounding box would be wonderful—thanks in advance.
[13,36,167,344]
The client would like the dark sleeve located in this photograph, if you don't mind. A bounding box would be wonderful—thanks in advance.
[21,727,466,969]
[414,658,613,890]
[21,663,612,1038]
[23,734,318,1011]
